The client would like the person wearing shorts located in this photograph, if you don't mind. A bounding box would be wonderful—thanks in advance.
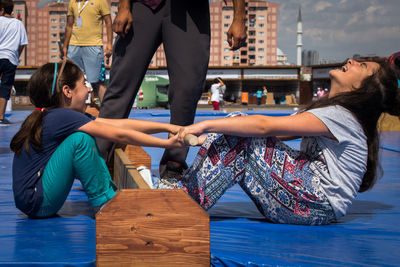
[0,0,28,125]
[62,0,112,104]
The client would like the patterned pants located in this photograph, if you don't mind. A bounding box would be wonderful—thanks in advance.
[180,116,336,225]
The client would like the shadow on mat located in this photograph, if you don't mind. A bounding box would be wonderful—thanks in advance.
[209,200,394,223]
[17,201,96,219]
[338,200,394,223]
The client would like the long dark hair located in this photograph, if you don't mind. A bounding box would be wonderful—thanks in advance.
[304,62,399,192]
[10,61,83,154]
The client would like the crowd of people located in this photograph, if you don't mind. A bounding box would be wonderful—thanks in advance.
[2,0,400,225]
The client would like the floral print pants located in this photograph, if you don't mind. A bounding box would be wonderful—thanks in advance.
[179,115,336,225]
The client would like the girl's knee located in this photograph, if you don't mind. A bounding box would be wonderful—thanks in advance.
[68,132,96,147]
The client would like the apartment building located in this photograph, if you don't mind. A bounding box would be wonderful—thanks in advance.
[11,0,278,67]
[209,0,279,66]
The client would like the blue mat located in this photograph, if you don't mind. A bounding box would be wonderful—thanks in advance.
[1,110,399,266]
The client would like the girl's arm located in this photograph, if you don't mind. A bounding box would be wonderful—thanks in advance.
[94,117,181,135]
[180,112,334,140]
[78,120,183,148]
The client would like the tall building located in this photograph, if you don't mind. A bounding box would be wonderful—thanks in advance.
[150,0,280,67]
[13,0,278,67]
[276,48,287,65]
[209,0,279,66]
[302,49,319,65]
[296,7,302,65]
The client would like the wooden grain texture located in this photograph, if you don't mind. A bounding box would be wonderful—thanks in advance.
[96,190,210,266]
[114,149,150,190]
[125,145,152,170]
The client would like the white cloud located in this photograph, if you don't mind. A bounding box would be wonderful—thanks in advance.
[272,0,400,62]
[314,1,332,12]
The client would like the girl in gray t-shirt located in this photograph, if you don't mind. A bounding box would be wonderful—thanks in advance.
[165,59,399,225]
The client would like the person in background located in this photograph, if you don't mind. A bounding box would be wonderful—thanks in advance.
[317,87,326,99]
[97,0,247,181]
[62,0,112,105]
[0,0,28,125]
[210,77,224,110]
[256,89,262,105]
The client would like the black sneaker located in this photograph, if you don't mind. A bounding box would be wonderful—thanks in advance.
[160,161,188,180]
[0,118,11,126]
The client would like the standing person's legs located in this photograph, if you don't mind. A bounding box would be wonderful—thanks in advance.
[97,2,165,162]
[81,46,104,103]
[35,132,116,218]
[0,59,17,123]
[67,46,85,70]
[212,101,219,110]
[159,0,211,179]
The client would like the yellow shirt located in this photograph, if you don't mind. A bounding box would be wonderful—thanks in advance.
[67,0,110,46]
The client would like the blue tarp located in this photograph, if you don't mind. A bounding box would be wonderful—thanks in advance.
[0,110,399,266]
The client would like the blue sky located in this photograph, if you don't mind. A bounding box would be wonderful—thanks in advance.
[270,0,400,64]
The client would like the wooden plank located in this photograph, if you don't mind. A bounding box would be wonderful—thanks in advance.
[96,190,210,266]
[114,148,150,190]
[124,145,152,170]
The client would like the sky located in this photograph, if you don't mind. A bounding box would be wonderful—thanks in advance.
[270,0,400,64]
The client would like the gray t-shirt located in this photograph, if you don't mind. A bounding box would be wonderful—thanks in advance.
[301,105,367,219]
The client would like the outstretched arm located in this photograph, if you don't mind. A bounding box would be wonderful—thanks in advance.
[78,120,184,148]
[179,112,335,140]
[95,117,181,135]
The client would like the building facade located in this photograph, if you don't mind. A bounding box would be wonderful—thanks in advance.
[302,49,319,66]
[150,0,279,67]
[12,0,278,67]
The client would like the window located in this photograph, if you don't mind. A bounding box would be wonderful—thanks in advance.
[224,48,230,52]
[249,38,255,44]
[249,55,255,59]
[259,15,265,20]
[249,31,256,36]
[258,31,264,36]
[233,54,240,60]
[249,46,255,51]
[249,14,256,24]
[259,23,264,27]
[51,19,57,23]
[258,56,264,60]
[224,15,231,19]
[224,56,230,60]
[258,48,264,52]
[224,23,230,27]
[258,40,264,44]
